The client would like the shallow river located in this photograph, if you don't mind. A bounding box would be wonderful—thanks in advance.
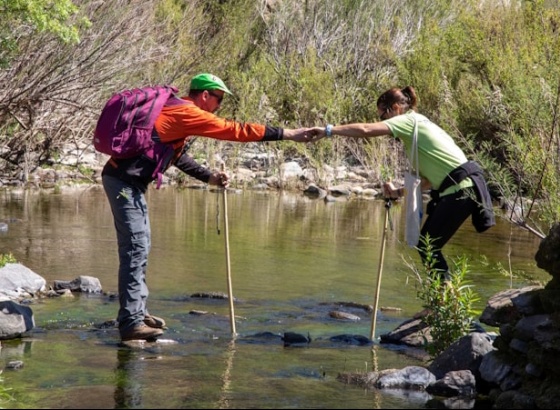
[0,186,547,409]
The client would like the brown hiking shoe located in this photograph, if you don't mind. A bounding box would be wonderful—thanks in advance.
[144,314,167,329]
[120,324,164,342]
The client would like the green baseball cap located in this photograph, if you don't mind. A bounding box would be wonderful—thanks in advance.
[189,73,233,95]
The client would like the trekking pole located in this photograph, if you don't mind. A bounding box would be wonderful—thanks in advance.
[370,198,392,341]
[221,163,237,336]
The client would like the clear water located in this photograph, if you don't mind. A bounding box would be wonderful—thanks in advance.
[0,186,546,409]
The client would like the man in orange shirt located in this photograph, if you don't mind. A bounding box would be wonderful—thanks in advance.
[102,73,312,342]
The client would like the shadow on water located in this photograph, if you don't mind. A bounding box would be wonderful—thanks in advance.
[0,186,545,408]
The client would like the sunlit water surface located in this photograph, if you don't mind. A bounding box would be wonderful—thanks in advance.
[0,186,546,409]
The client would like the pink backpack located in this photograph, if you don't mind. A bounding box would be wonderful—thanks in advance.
[93,85,178,188]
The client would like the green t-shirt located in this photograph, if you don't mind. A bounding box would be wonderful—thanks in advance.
[384,111,473,196]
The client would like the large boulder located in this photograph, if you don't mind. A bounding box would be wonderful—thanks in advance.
[0,263,47,300]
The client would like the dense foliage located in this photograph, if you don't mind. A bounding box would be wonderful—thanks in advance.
[1,0,559,235]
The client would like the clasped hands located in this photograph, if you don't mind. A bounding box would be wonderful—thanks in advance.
[283,127,330,143]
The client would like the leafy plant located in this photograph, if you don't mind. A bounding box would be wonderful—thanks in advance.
[412,235,480,357]
[0,253,16,268]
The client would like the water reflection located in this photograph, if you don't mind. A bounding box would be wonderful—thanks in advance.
[217,338,236,409]
[114,348,144,408]
[0,339,33,362]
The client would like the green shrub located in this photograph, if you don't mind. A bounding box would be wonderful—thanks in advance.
[412,235,480,357]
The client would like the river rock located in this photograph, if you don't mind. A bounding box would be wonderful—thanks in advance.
[0,301,34,339]
[329,310,361,321]
[0,263,47,300]
[53,275,102,293]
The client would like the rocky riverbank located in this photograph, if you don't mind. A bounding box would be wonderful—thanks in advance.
[0,142,386,201]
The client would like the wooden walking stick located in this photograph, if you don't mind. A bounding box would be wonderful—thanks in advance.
[221,163,237,336]
[370,198,392,341]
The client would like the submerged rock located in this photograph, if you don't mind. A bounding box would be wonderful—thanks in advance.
[282,332,311,346]
[329,310,361,321]
[329,334,372,346]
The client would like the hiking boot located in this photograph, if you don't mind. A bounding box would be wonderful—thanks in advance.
[144,314,167,329]
[120,324,164,342]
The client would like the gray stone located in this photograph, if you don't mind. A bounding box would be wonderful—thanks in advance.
[428,333,495,380]
[53,275,102,293]
[479,350,513,385]
[0,263,47,300]
[479,287,541,327]
[426,370,476,397]
[376,366,436,390]
[0,301,34,339]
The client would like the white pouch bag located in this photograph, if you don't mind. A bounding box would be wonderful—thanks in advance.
[404,116,422,247]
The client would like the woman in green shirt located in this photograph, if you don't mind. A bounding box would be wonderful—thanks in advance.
[311,86,494,277]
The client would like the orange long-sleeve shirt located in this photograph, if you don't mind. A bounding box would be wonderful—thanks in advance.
[154,96,284,149]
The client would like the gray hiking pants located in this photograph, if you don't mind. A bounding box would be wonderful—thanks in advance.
[102,175,151,333]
